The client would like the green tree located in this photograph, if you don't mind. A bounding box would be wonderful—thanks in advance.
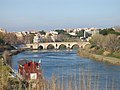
[76,30,84,37]
[55,29,66,34]
[39,30,46,35]
[99,28,120,35]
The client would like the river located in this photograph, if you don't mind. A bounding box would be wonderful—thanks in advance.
[12,50,120,90]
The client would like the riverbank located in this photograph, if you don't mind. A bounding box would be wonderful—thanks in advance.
[0,45,15,52]
[0,56,19,90]
[0,49,32,90]
[0,48,25,69]
[77,49,120,65]
[8,49,25,56]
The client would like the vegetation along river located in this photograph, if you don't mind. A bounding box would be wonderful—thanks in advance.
[12,50,120,90]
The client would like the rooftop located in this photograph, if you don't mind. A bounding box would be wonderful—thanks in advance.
[18,59,29,65]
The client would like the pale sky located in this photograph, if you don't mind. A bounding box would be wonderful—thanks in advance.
[0,0,120,32]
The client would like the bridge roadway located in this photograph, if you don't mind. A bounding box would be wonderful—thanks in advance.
[26,42,89,50]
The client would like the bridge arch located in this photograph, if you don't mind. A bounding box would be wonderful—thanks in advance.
[82,43,90,48]
[30,45,33,49]
[59,44,67,49]
[47,44,55,49]
[55,44,58,48]
[38,45,43,50]
[71,44,79,49]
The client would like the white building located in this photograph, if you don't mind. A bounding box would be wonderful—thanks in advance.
[33,34,41,43]
[68,32,77,36]
[15,32,23,41]
[29,30,38,34]
[49,31,58,35]
[15,32,23,37]
[0,28,7,33]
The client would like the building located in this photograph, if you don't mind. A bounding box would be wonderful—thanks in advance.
[0,28,7,33]
[68,32,77,36]
[49,31,58,35]
[18,59,42,81]
[49,31,58,42]
[15,32,23,40]
[33,34,41,43]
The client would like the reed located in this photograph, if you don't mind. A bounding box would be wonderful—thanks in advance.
[24,69,119,90]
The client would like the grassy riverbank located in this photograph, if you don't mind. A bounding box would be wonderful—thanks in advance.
[77,45,120,65]
[0,56,19,90]
[0,49,26,90]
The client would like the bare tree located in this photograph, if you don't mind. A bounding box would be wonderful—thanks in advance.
[105,34,120,52]
[4,33,17,45]
[90,34,105,48]
[114,26,120,32]
[23,34,34,44]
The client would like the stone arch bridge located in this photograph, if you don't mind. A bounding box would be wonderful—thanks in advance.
[26,42,89,50]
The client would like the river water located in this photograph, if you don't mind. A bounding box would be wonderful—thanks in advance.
[12,50,120,90]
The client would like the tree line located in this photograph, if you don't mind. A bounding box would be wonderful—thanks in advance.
[89,28,120,58]
[90,34,120,52]
[0,32,34,45]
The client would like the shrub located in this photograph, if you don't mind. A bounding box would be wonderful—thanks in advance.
[112,52,120,59]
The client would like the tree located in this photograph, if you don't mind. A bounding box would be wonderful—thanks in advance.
[0,39,4,45]
[76,30,84,37]
[105,34,120,52]
[99,28,120,35]
[43,34,53,42]
[90,34,120,52]
[114,26,120,32]
[55,29,66,34]
[0,32,5,40]
[23,34,34,44]
[39,30,46,35]
[4,33,17,45]
[85,32,92,38]
[0,32,5,44]
[89,34,105,48]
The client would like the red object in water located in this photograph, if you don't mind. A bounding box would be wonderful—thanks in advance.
[18,59,42,81]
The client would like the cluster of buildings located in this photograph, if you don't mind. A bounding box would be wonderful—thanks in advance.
[64,27,99,36]
[33,27,100,43]
[0,27,100,43]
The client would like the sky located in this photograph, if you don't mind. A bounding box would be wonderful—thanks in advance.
[0,0,120,32]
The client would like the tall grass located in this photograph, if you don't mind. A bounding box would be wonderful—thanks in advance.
[13,69,119,90]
